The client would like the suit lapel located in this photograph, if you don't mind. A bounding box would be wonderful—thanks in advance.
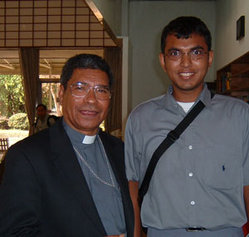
[49,120,106,235]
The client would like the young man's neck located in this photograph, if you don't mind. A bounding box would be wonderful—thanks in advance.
[173,90,201,102]
[173,85,204,102]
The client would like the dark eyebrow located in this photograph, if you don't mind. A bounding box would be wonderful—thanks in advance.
[190,46,204,51]
[77,82,110,89]
[96,85,110,89]
[167,46,205,52]
[74,82,108,87]
[167,47,179,52]
[74,81,87,85]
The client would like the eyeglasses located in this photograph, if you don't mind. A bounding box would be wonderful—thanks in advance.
[165,48,208,61]
[70,82,111,100]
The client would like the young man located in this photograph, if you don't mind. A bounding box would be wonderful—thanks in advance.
[125,16,249,236]
[34,104,57,133]
[0,54,134,236]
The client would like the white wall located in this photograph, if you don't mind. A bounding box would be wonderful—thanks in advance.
[85,1,249,131]
[87,0,123,36]
[215,0,249,70]
[128,1,216,110]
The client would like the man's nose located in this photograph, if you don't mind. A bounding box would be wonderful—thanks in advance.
[180,52,192,67]
[84,88,97,102]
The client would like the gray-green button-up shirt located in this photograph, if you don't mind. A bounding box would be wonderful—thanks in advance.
[125,84,249,230]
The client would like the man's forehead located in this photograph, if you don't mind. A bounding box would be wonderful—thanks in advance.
[69,68,109,84]
[37,107,46,111]
[165,33,207,49]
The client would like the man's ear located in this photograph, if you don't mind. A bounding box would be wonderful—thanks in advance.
[58,85,65,105]
[159,53,167,73]
[208,50,214,68]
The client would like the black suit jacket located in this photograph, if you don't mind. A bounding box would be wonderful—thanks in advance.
[0,119,134,236]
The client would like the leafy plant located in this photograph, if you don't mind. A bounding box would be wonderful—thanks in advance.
[0,75,25,117]
[0,118,9,129]
[8,113,29,130]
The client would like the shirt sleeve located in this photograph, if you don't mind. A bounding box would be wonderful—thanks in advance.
[242,105,249,186]
[124,114,140,182]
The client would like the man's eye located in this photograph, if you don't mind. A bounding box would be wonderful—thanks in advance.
[96,87,108,94]
[169,50,180,56]
[191,49,203,55]
[74,85,88,91]
[75,85,83,90]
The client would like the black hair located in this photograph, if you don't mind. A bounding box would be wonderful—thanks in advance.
[60,54,114,89]
[36,104,47,110]
[161,16,212,53]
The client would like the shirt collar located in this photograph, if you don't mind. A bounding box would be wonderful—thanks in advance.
[196,83,213,108]
[166,83,213,107]
[62,119,97,145]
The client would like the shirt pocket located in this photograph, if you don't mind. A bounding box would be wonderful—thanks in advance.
[197,145,242,190]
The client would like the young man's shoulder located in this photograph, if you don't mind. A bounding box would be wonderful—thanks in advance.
[215,94,249,110]
[131,94,166,116]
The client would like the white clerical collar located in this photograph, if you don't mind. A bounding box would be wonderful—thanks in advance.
[82,135,96,144]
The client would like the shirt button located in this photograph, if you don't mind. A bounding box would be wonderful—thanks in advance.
[188,145,193,150]
[190,201,195,206]
[189,172,193,177]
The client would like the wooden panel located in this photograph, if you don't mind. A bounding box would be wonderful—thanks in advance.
[217,51,249,100]
[230,77,249,91]
[230,63,249,76]
[0,0,117,48]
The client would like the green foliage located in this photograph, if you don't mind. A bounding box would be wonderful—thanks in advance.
[41,82,60,111]
[0,75,25,117]
[8,113,29,130]
[0,118,9,129]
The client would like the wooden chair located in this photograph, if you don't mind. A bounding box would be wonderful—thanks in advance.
[0,138,9,153]
[0,138,8,183]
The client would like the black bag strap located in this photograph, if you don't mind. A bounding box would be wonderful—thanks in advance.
[138,100,206,205]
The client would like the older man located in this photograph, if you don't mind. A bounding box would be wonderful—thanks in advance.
[0,54,134,236]
[34,103,57,133]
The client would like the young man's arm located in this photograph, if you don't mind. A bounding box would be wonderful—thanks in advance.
[129,181,142,237]
[244,185,249,220]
